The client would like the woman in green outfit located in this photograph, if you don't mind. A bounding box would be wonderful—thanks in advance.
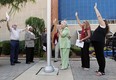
[58,20,71,70]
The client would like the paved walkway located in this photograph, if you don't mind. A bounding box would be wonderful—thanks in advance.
[0,57,37,80]
[14,60,73,80]
[0,57,116,80]
[70,58,116,80]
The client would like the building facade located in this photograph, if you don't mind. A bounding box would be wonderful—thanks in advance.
[0,0,47,41]
[58,0,116,24]
[0,0,116,44]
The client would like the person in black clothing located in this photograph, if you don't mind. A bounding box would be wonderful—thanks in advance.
[91,3,109,76]
[41,28,47,51]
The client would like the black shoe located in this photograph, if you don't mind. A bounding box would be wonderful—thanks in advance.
[11,63,15,66]
[14,61,21,63]
[26,62,30,64]
[30,61,34,63]
[54,60,58,62]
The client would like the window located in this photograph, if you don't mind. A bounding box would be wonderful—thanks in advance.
[59,0,116,23]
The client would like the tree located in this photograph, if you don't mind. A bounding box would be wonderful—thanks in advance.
[0,0,35,13]
[0,0,35,22]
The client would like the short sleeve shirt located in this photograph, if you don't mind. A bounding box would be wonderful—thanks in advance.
[10,27,22,40]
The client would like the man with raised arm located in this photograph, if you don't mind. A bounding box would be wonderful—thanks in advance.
[6,15,26,65]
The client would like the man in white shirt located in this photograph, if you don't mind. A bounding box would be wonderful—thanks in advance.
[7,21,25,65]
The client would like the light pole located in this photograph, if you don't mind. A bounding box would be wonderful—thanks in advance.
[44,0,54,73]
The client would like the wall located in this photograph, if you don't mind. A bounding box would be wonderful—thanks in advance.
[0,0,116,45]
[59,0,116,20]
[0,0,47,41]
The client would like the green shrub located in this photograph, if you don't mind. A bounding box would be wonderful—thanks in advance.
[0,41,2,55]
[19,40,25,54]
[0,41,3,47]
[70,45,95,56]
[104,47,112,51]
[70,45,81,56]
[2,41,10,55]
[2,40,25,55]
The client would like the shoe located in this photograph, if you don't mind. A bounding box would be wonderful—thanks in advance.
[95,70,99,73]
[14,61,21,63]
[83,68,89,71]
[11,63,15,66]
[26,62,30,64]
[54,60,58,62]
[30,61,34,63]
[60,68,68,70]
[96,72,105,76]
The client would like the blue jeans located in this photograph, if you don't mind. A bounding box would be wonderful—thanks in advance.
[10,40,19,64]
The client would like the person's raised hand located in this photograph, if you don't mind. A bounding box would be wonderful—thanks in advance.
[94,3,97,9]
[53,18,57,24]
[75,12,78,17]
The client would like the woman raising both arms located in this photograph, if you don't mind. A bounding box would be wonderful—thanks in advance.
[91,3,110,76]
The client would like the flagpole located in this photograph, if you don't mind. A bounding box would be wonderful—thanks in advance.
[44,0,54,73]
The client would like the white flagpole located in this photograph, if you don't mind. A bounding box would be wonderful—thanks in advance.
[44,0,54,73]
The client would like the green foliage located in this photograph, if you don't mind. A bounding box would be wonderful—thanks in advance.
[104,47,112,51]
[0,0,35,14]
[0,0,35,24]
[25,17,45,57]
[0,41,3,47]
[1,40,25,55]
[2,41,10,55]
[25,17,45,34]
[89,47,94,51]
[0,41,3,55]
[70,45,81,56]
[0,0,35,8]
[19,40,25,54]
[0,47,2,55]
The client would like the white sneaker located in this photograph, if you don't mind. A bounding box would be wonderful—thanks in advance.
[83,68,89,71]
[60,68,68,70]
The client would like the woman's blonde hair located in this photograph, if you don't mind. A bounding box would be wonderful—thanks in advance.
[83,21,90,29]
